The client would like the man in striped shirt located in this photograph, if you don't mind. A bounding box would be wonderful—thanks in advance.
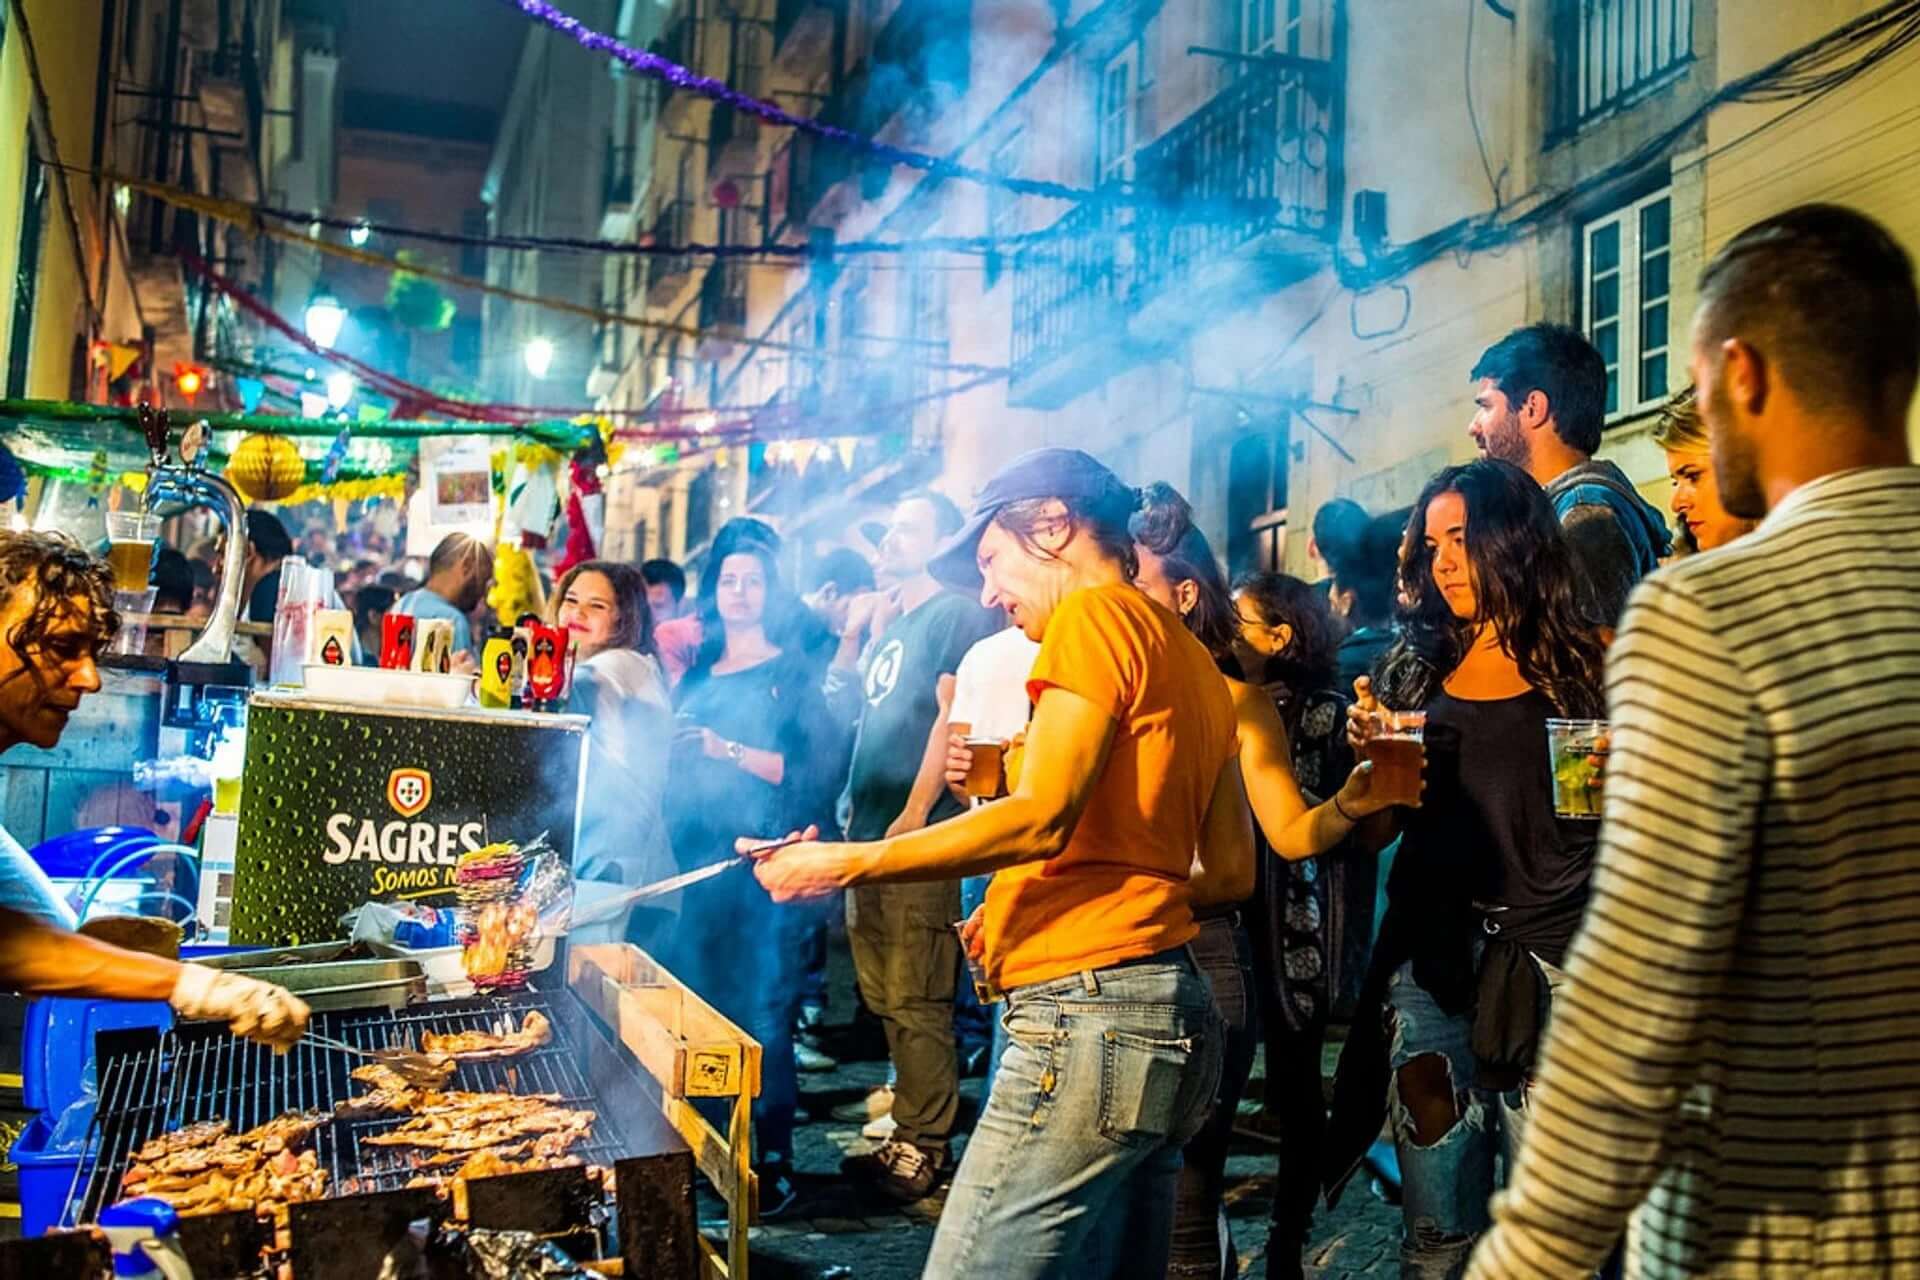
[1469,204,1920,1278]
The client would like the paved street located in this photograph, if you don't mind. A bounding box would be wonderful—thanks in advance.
[708,945,1402,1279]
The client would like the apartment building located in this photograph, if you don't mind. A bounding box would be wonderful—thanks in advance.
[595,0,1916,577]
[0,0,306,411]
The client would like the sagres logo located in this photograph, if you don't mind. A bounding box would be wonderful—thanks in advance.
[387,768,433,818]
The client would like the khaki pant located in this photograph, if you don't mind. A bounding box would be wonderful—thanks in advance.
[847,880,962,1153]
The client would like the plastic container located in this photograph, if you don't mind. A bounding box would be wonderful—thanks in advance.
[301,664,474,709]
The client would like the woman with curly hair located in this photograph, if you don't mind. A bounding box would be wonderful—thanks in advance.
[1324,459,1608,1279]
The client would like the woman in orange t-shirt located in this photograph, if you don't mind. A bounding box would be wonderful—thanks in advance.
[751,448,1249,1279]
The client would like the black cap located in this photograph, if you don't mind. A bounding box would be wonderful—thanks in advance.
[927,448,1133,593]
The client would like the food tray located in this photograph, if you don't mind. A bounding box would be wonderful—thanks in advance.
[300,664,473,709]
[196,947,426,1012]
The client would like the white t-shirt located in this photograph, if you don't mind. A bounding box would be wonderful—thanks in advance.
[948,626,1042,742]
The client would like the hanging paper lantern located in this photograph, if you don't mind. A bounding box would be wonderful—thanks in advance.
[226,433,306,503]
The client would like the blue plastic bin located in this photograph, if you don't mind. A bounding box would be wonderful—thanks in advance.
[8,944,257,1234]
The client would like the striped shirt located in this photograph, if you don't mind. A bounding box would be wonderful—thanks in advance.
[1468,466,1920,1280]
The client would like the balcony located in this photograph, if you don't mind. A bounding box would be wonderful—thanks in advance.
[653,11,705,132]
[708,104,760,183]
[774,0,843,71]
[1007,199,1145,410]
[1129,58,1337,340]
[697,261,748,356]
[1008,56,1341,410]
[601,141,639,238]
[645,201,694,304]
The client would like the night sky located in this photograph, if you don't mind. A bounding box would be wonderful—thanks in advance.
[338,0,528,141]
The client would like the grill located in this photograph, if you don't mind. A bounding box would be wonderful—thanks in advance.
[14,944,756,1279]
[72,991,643,1225]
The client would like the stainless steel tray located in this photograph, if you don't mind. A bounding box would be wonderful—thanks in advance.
[197,942,426,1011]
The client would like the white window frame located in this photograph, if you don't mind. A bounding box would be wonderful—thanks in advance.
[1582,186,1673,420]
[1097,44,1140,185]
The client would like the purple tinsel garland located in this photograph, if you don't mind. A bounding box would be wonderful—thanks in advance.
[500,0,1098,203]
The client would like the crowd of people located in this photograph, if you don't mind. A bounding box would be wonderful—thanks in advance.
[0,201,1916,1279]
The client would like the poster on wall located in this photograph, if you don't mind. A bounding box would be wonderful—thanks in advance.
[230,692,587,944]
[407,435,497,555]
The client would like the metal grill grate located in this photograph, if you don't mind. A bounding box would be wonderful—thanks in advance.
[72,993,627,1226]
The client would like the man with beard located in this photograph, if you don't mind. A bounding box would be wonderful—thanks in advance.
[393,533,494,666]
[828,492,1001,1203]
[1467,206,1920,1278]
[1467,323,1670,626]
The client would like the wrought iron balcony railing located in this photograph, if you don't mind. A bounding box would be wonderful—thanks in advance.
[1008,198,1133,378]
[1132,57,1337,302]
[645,201,694,299]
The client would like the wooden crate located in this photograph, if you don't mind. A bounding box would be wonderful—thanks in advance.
[569,944,760,1280]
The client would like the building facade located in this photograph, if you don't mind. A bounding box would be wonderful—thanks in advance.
[1,0,306,413]
[582,0,1914,579]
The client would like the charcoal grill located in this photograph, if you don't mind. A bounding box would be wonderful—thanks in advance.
[52,945,761,1279]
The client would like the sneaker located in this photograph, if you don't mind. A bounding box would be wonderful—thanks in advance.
[794,1040,838,1073]
[843,1139,945,1203]
[861,1112,898,1140]
[830,1085,893,1124]
[758,1162,800,1221]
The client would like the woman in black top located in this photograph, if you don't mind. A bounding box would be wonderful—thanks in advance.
[1324,460,1607,1279]
[667,540,831,1215]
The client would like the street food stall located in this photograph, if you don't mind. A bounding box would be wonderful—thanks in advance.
[0,412,763,1277]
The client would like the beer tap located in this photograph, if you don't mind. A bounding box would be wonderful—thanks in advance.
[139,404,248,665]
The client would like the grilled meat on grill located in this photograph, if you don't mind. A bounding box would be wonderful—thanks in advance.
[363,1106,593,1151]
[120,1112,332,1220]
[418,1010,551,1059]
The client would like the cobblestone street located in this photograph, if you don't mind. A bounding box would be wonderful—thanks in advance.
[705,946,1402,1279]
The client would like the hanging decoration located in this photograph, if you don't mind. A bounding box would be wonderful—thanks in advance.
[554,432,609,577]
[321,425,352,483]
[226,433,307,503]
[0,444,25,505]
[488,543,546,628]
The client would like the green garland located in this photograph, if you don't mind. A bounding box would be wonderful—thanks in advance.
[0,398,595,450]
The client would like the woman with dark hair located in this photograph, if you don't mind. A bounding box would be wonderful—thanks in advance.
[1325,459,1607,1279]
[1130,488,1416,1280]
[664,540,830,1216]
[746,449,1249,1278]
[550,561,673,935]
[1234,570,1394,1276]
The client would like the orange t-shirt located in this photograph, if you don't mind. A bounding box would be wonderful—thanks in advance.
[982,583,1239,989]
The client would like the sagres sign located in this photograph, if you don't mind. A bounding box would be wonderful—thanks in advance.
[232,696,586,944]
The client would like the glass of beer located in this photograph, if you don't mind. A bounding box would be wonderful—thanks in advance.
[963,736,1007,807]
[104,512,161,593]
[1546,718,1610,819]
[1362,708,1426,804]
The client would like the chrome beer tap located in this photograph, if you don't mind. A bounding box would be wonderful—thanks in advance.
[138,404,248,664]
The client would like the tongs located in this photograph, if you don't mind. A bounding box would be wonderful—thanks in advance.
[304,1032,451,1086]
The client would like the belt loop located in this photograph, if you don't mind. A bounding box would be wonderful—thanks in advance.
[1080,968,1100,996]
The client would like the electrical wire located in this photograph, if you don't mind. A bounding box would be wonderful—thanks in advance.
[1464,0,1506,208]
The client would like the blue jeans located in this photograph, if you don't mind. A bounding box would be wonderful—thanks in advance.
[923,947,1223,1280]
[1385,955,1562,1280]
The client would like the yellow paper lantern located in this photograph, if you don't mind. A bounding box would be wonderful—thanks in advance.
[226,433,306,503]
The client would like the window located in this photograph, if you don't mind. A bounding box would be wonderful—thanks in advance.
[1226,425,1289,575]
[1583,188,1671,418]
[1553,0,1694,134]
[1097,46,1139,185]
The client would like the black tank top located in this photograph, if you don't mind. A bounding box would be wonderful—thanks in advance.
[1386,688,1596,1001]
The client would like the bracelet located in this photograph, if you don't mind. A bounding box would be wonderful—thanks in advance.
[1332,793,1358,823]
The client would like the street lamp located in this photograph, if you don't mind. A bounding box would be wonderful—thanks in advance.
[348,221,371,248]
[524,337,555,380]
[325,371,355,410]
[303,286,347,350]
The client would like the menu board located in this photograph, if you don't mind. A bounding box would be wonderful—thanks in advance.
[230,692,587,944]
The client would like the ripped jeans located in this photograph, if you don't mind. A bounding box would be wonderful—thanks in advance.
[1384,956,1562,1280]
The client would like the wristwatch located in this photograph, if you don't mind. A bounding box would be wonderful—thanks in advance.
[726,740,746,765]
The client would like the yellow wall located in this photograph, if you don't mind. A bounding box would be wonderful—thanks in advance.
[0,1,107,399]
[1706,0,1920,449]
